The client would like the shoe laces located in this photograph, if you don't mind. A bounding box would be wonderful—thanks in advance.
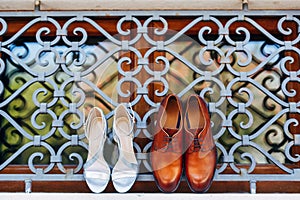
[188,136,204,152]
[159,135,181,153]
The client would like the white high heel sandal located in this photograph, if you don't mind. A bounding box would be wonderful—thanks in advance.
[84,107,110,193]
[112,103,138,193]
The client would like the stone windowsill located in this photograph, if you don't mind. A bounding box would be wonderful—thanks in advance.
[1,0,300,11]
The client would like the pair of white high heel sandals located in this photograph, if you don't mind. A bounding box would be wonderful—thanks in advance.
[83,104,138,193]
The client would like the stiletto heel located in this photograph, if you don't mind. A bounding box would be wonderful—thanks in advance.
[111,103,138,193]
[84,107,110,193]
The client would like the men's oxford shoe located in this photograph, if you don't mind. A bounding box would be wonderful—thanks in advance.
[184,94,217,193]
[150,94,183,193]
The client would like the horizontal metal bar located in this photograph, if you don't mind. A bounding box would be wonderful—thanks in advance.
[1,173,300,182]
[0,174,85,181]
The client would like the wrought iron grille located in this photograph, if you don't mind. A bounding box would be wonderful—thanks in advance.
[0,10,300,193]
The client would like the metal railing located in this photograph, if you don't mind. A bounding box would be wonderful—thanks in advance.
[0,9,300,194]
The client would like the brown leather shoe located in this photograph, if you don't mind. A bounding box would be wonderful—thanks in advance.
[150,94,183,192]
[184,94,217,193]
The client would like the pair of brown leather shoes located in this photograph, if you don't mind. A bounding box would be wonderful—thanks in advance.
[150,94,217,193]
